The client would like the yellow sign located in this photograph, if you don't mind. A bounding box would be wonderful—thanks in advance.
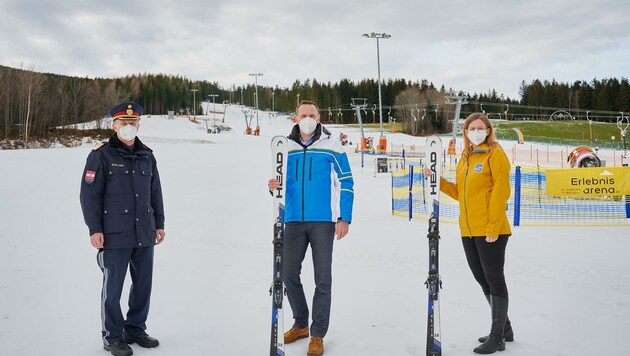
[546,166,630,197]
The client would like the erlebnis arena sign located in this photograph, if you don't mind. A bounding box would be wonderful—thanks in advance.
[546,167,630,197]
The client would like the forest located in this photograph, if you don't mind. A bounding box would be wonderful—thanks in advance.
[1,64,628,141]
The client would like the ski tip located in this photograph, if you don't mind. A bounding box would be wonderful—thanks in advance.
[426,135,443,145]
[272,135,288,148]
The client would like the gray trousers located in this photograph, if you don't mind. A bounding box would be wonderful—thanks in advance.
[283,221,335,338]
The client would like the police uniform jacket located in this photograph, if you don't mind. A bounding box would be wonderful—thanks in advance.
[80,134,165,249]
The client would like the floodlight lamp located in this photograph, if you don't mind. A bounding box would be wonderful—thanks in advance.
[362,33,369,37]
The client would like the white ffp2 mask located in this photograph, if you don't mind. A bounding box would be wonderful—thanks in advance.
[467,129,487,145]
[298,117,317,135]
[118,125,138,141]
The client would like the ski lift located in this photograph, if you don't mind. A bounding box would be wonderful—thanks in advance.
[243,109,253,134]
[434,104,439,123]
[617,112,629,157]
[370,105,376,123]
[586,111,593,141]
[421,109,427,133]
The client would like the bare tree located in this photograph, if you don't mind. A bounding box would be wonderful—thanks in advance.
[96,81,128,129]
[66,78,87,128]
[22,69,45,143]
[394,87,422,135]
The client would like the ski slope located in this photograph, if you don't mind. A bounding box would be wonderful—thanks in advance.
[0,104,629,356]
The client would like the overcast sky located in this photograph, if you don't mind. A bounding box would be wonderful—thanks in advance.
[1,0,628,99]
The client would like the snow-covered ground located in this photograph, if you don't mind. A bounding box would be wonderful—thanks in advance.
[1,103,629,356]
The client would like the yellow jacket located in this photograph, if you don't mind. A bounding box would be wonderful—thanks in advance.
[440,144,512,238]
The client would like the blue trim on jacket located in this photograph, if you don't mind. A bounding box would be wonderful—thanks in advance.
[284,124,354,223]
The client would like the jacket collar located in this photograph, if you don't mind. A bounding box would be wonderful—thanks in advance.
[109,133,152,154]
[288,124,331,147]
[471,143,490,153]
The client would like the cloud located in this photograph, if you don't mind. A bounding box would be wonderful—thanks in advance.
[1,0,628,99]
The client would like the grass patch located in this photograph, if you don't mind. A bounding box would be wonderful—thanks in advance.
[341,120,628,149]
[495,121,624,148]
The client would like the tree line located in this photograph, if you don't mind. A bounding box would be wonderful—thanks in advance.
[1,64,628,141]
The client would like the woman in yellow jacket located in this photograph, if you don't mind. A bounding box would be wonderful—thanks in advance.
[426,113,513,354]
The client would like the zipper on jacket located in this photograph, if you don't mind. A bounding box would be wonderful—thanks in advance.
[130,155,139,243]
[463,155,473,237]
[301,147,307,221]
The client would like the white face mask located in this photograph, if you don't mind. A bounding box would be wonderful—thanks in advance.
[118,124,138,142]
[467,129,487,146]
[298,117,317,135]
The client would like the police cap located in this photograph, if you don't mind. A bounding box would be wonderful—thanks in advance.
[109,102,143,121]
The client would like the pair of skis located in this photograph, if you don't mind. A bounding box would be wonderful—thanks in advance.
[270,136,288,356]
[269,135,442,356]
[425,136,443,356]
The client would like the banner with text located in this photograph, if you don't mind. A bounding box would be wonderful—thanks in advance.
[546,166,630,197]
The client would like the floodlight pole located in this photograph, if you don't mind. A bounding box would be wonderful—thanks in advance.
[362,32,391,139]
[249,73,263,126]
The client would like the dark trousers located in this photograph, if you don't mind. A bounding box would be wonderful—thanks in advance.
[283,222,335,338]
[96,247,154,345]
[461,235,510,298]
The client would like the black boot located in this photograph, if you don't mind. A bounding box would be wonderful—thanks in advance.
[478,294,514,343]
[103,340,133,356]
[474,295,508,354]
[123,334,160,348]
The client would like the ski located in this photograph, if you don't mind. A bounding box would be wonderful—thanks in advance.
[425,136,443,356]
[270,135,288,356]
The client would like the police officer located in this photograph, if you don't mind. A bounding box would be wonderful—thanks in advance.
[80,102,165,356]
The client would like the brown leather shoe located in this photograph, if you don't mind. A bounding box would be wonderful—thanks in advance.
[307,336,324,356]
[284,326,309,344]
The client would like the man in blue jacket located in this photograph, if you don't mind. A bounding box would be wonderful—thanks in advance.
[80,102,165,356]
[268,100,354,356]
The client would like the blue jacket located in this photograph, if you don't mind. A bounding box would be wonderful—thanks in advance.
[284,124,354,223]
[80,134,165,249]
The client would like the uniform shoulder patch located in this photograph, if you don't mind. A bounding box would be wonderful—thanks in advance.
[92,142,105,151]
[84,170,97,184]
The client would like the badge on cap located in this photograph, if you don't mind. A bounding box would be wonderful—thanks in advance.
[85,170,96,184]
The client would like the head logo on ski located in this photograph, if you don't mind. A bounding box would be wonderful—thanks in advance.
[274,140,285,200]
